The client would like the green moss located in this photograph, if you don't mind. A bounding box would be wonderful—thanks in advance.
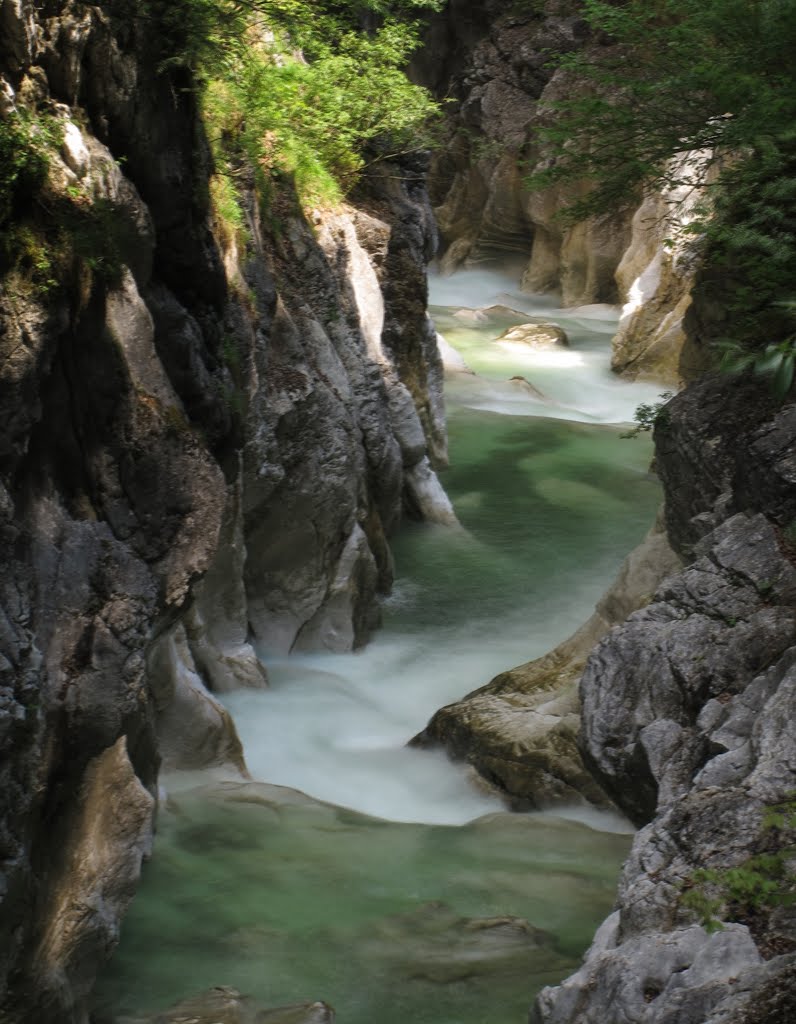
[171,1,443,210]
[209,172,247,249]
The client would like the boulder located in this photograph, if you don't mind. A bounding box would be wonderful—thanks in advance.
[496,322,569,348]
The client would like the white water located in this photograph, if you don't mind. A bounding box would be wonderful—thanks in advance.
[102,269,658,1022]
[429,267,665,424]
[223,268,663,828]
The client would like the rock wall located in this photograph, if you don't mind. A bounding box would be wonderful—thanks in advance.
[0,3,450,1020]
[532,377,796,1023]
[416,0,707,380]
[414,0,633,308]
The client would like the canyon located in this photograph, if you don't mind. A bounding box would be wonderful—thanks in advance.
[0,2,793,1023]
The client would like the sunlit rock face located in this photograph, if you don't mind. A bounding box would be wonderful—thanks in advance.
[610,152,724,385]
[0,3,450,1019]
[415,2,712,377]
[413,0,633,308]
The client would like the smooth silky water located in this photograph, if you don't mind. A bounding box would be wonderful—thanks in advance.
[96,270,665,1022]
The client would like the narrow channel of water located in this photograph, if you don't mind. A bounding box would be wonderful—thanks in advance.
[97,270,664,1023]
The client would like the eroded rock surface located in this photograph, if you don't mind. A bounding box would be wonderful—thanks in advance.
[0,4,451,1020]
[416,1,705,376]
[116,988,335,1024]
[496,322,569,348]
[533,379,796,1023]
[414,0,633,307]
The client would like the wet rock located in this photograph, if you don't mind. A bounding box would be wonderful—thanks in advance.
[480,303,532,322]
[404,456,460,526]
[148,624,248,775]
[117,987,335,1024]
[453,307,489,323]
[436,332,473,374]
[508,375,547,399]
[496,322,569,348]
[33,738,155,1022]
[413,513,681,808]
[535,380,796,1023]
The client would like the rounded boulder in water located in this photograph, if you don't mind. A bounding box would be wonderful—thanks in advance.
[497,323,569,348]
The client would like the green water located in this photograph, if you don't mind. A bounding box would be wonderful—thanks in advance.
[95,788,628,1023]
[97,274,662,1021]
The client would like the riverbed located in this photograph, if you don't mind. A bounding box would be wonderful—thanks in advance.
[96,270,664,1023]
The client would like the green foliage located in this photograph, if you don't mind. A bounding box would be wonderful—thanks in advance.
[528,0,796,218]
[716,336,796,401]
[141,0,443,206]
[208,171,247,248]
[680,794,796,932]
[0,111,61,227]
[527,0,796,368]
[2,183,136,296]
[701,139,796,360]
[0,110,130,292]
[620,391,674,439]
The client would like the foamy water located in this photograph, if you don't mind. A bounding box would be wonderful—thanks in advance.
[430,268,666,425]
[99,267,656,1024]
[221,268,663,826]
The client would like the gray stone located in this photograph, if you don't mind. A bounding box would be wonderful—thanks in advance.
[535,380,796,1024]
[496,322,569,348]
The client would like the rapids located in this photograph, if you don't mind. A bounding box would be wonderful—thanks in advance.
[96,270,664,1023]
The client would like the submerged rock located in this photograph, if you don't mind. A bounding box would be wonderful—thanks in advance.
[372,902,559,985]
[496,322,569,348]
[453,307,489,323]
[116,987,335,1024]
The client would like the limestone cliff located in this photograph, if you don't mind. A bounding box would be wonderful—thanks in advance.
[414,0,631,307]
[533,376,796,1024]
[415,0,704,381]
[0,3,449,1020]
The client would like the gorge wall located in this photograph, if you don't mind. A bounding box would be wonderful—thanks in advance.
[0,3,451,1020]
[2,1,794,1023]
[414,0,705,385]
[530,377,796,1024]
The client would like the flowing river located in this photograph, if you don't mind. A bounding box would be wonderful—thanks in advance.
[96,270,665,1023]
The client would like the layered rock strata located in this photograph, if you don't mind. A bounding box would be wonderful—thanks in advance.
[0,3,450,1020]
[414,0,632,307]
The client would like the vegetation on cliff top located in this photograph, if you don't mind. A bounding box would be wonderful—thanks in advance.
[529,0,796,363]
[142,0,444,206]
